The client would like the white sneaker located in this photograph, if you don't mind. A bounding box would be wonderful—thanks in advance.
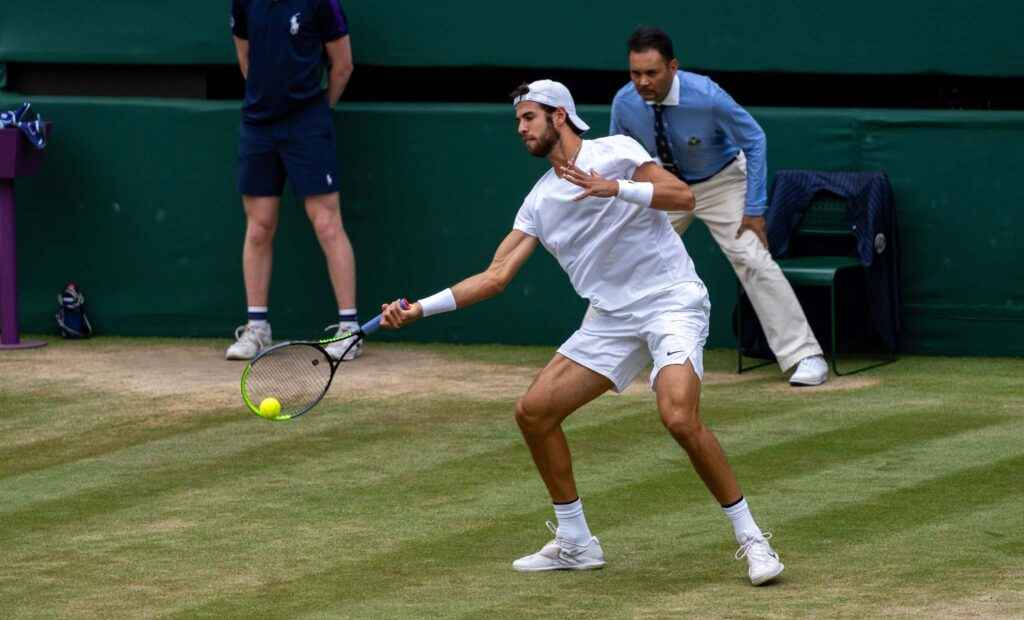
[323,322,362,361]
[790,354,829,386]
[225,323,272,360]
[735,532,784,586]
[512,521,606,572]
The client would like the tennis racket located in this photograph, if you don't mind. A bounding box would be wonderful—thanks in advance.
[240,301,407,421]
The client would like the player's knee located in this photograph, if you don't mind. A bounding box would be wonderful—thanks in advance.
[310,213,343,242]
[245,217,277,245]
[660,403,702,442]
[515,396,555,436]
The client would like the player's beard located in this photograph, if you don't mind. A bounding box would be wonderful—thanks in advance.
[525,118,560,158]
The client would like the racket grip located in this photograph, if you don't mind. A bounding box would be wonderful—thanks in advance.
[360,299,410,336]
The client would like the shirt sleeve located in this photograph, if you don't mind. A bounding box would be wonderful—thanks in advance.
[712,83,768,215]
[512,191,538,237]
[613,135,655,179]
[314,0,350,43]
[230,0,248,39]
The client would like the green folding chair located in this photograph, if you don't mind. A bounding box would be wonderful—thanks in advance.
[737,196,896,376]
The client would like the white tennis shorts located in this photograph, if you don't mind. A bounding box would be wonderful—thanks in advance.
[559,281,711,393]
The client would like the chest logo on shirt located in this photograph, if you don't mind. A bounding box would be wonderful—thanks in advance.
[688,136,702,146]
[290,13,301,35]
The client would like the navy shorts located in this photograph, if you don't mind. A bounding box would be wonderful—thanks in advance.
[238,100,340,198]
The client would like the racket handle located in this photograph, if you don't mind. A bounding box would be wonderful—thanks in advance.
[360,299,410,336]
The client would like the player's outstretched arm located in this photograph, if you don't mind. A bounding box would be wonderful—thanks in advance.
[380,230,538,329]
[560,162,694,212]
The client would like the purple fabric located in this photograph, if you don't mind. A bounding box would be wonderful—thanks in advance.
[230,0,249,39]
[316,0,348,42]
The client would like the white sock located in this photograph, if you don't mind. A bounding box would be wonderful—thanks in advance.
[723,497,763,543]
[247,306,269,327]
[338,308,358,325]
[553,498,592,545]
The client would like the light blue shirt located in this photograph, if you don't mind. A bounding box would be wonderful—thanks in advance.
[610,71,768,216]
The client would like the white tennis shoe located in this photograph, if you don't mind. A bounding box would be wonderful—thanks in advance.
[324,322,362,361]
[512,521,606,572]
[225,323,272,360]
[790,355,829,386]
[735,531,784,586]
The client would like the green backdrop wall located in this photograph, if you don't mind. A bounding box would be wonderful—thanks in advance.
[1,1,1023,76]
[1,95,1021,355]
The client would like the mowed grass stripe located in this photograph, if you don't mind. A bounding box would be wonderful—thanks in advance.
[0,387,963,537]
[0,403,243,480]
[0,348,973,487]
[8,411,1015,618]
[2,346,1021,618]
[167,441,1024,619]
[0,379,819,518]
[0,393,523,513]
[1,380,1007,546]
[156,405,1015,617]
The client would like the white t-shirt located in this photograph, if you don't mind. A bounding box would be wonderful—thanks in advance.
[513,135,702,312]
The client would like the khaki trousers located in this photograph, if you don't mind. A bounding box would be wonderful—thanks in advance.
[669,154,822,371]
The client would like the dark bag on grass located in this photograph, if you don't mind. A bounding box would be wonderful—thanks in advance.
[55,282,93,338]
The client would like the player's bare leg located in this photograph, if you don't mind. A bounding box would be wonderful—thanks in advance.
[304,192,356,310]
[654,361,784,585]
[305,192,362,360]
[515,354,613,501]
[226,195,279,360]
[512,354,612,571]
[654,362,741,503]
[242,195,280,308]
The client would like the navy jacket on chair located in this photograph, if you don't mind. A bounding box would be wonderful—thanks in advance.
[764,170,901,352]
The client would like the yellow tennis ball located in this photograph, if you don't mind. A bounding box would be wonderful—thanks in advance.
[258,397,281,419]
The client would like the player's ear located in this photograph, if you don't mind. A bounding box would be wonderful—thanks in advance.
[669,57,679,73]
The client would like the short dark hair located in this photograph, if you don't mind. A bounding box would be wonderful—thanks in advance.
[509,82,583,136]
[510,82,556,115]
[510,82,532,102]
[627,26,675,62]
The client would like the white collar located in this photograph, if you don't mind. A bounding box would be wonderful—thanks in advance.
[644,73,680,107]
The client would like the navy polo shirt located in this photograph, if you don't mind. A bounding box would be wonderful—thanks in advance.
[231,0,349,123]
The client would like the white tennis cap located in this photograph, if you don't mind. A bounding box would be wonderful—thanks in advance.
[513,79,590,133]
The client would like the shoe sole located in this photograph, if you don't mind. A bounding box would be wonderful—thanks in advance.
[327,353,362,362]
[750,563,784,586]
[226,342,271,361]
[512,560,606,573]
[789,375,828,387]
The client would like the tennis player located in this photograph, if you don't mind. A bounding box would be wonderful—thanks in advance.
[380,80,784,585]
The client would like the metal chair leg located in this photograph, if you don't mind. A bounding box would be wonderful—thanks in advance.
[829,279,898,377]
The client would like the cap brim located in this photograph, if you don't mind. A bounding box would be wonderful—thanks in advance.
[569,113,590,133]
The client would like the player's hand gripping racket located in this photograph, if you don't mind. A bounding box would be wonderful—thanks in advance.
[240,301,408,421]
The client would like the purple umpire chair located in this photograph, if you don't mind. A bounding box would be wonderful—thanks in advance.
[0,121,51,350]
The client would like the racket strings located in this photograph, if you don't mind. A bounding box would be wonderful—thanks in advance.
[245,344,334,416]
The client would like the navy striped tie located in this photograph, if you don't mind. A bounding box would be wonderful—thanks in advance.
[653,104,680,177]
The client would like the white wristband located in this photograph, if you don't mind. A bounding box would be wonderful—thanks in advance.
[418,288,457,317]
[617,179,654,207]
